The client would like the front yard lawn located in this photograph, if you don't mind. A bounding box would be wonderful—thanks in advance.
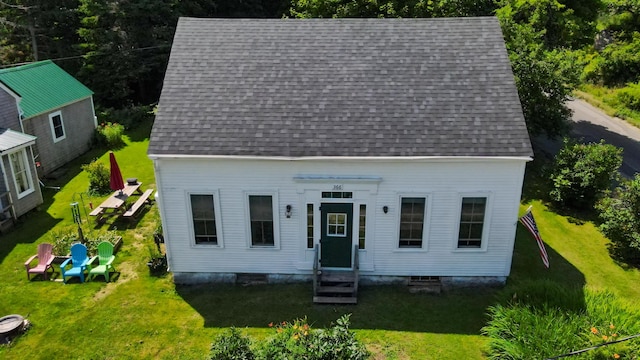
[1,121,639,359]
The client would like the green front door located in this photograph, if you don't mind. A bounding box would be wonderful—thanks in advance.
[320,203,353,268]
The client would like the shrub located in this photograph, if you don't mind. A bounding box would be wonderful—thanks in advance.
[549,139,622,209]
[97,105,154,130]
[209,316,369,360]
[483,282,640,359]
[96,122,125,149]
[51,227,119,256]
[597,174,640,264]
[258,315,369,360]
[616,82,640,111]
[82,159,110,195]
[147,245,167,276]
[209,327,255,360]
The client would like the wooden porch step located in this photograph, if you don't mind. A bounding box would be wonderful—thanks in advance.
[313,296,357,304]
[319,271,356,283]
[316,286,355,294]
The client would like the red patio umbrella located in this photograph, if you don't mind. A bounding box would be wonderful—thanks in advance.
[109,152,125,194]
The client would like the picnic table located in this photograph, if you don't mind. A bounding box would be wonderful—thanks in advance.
[90,182,148,223]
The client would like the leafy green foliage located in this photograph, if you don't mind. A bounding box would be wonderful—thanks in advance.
[209,316,369,360]
[209,327,255,360]
[97,105,155,130]
[616,82,640,111]
[96,122,125,149]
[259,315,369,360]
[497,14,578,137]
[549,139,622,208]
[50,225,120,256]
[597,174,640,264]
[289,0,497,18]
[81,158,110,195]
[497,0,602,50]
[483,281,640,359]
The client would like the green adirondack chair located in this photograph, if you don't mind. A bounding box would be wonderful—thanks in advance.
[88,242,116,282]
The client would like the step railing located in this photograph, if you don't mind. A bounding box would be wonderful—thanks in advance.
[353,244,359,297]
[312,244,319,296]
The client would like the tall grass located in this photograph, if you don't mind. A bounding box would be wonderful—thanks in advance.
[483,281,640,359]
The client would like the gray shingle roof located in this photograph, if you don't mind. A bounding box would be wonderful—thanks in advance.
[149,17,533,158]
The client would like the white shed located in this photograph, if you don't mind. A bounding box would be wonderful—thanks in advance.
[149,17,532,299]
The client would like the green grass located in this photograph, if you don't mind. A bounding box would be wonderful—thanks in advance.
[575,85,640,128]
[2,121,640,359]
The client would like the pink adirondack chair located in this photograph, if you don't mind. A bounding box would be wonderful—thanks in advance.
[24,243,55,280]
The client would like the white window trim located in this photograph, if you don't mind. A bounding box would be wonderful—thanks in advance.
[8,148,35,199]
[394,193,432,252]
[186,190,224,248]
[452,192,492,253]
[244,190,280,249]
[48,110,66,143]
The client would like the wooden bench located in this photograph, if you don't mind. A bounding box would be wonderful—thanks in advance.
[89,207,105,223]
[122,189,154,219]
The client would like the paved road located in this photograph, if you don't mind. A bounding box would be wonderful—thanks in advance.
[535,99,640,178]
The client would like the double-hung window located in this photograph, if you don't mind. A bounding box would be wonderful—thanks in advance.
[457,197,487,248]
[249,195,274,246]
[49,111,66,142]
[9,149,34,199]
[190,194,218,245]
[399,197,425,248]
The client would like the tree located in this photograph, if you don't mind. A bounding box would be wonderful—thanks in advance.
[289,0,497,18]
[497,13,579,137]
[78,0,178,107]
[496,0,602,50]
[549,139,622,209]
[597,174,640,264]
[0,0,81,65]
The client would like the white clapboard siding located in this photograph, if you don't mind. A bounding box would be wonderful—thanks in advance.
[154,157,526,278]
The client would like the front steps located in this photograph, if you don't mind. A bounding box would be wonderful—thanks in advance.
[313,270,358,304]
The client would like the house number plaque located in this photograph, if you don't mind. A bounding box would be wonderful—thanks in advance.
[333,185,343,190]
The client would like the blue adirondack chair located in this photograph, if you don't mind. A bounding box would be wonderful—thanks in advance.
[60,243,90,284]
[88,242,116,282]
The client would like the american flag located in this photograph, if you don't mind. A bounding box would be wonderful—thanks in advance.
[519,208,550,268]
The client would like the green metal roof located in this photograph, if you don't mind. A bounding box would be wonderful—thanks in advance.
[0,60,93,119]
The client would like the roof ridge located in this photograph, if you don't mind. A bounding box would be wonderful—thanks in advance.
[0,59,54,74]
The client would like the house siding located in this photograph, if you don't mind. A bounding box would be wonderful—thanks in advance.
[2,146,43,216]
[154,157,527,279]
[21,97,95,175]
[0,87,20,131]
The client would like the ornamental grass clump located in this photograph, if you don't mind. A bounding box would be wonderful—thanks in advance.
[483,281,640,359]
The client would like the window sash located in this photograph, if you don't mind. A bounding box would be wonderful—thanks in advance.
[399,197,425,248]
[306,203,313,249]
[190,194,217,245]
[52,115,64,138]
[249,195,274,246]
[10,150,33,196]
[457,197,486,248]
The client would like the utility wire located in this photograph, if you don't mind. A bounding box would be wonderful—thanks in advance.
[0,44,171,68]
[546,333,640,359]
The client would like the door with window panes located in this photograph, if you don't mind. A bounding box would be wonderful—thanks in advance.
[320,203,353,268]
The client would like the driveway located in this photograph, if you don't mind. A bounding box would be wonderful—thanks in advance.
[534,99,640,178]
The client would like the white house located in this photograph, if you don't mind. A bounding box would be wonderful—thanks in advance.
[148,17,533,299]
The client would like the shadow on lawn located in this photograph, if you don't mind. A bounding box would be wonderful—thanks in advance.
[506,223,587,311]
[177,223,587,334]
[0,188,60,264]
[177,283,498,334]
